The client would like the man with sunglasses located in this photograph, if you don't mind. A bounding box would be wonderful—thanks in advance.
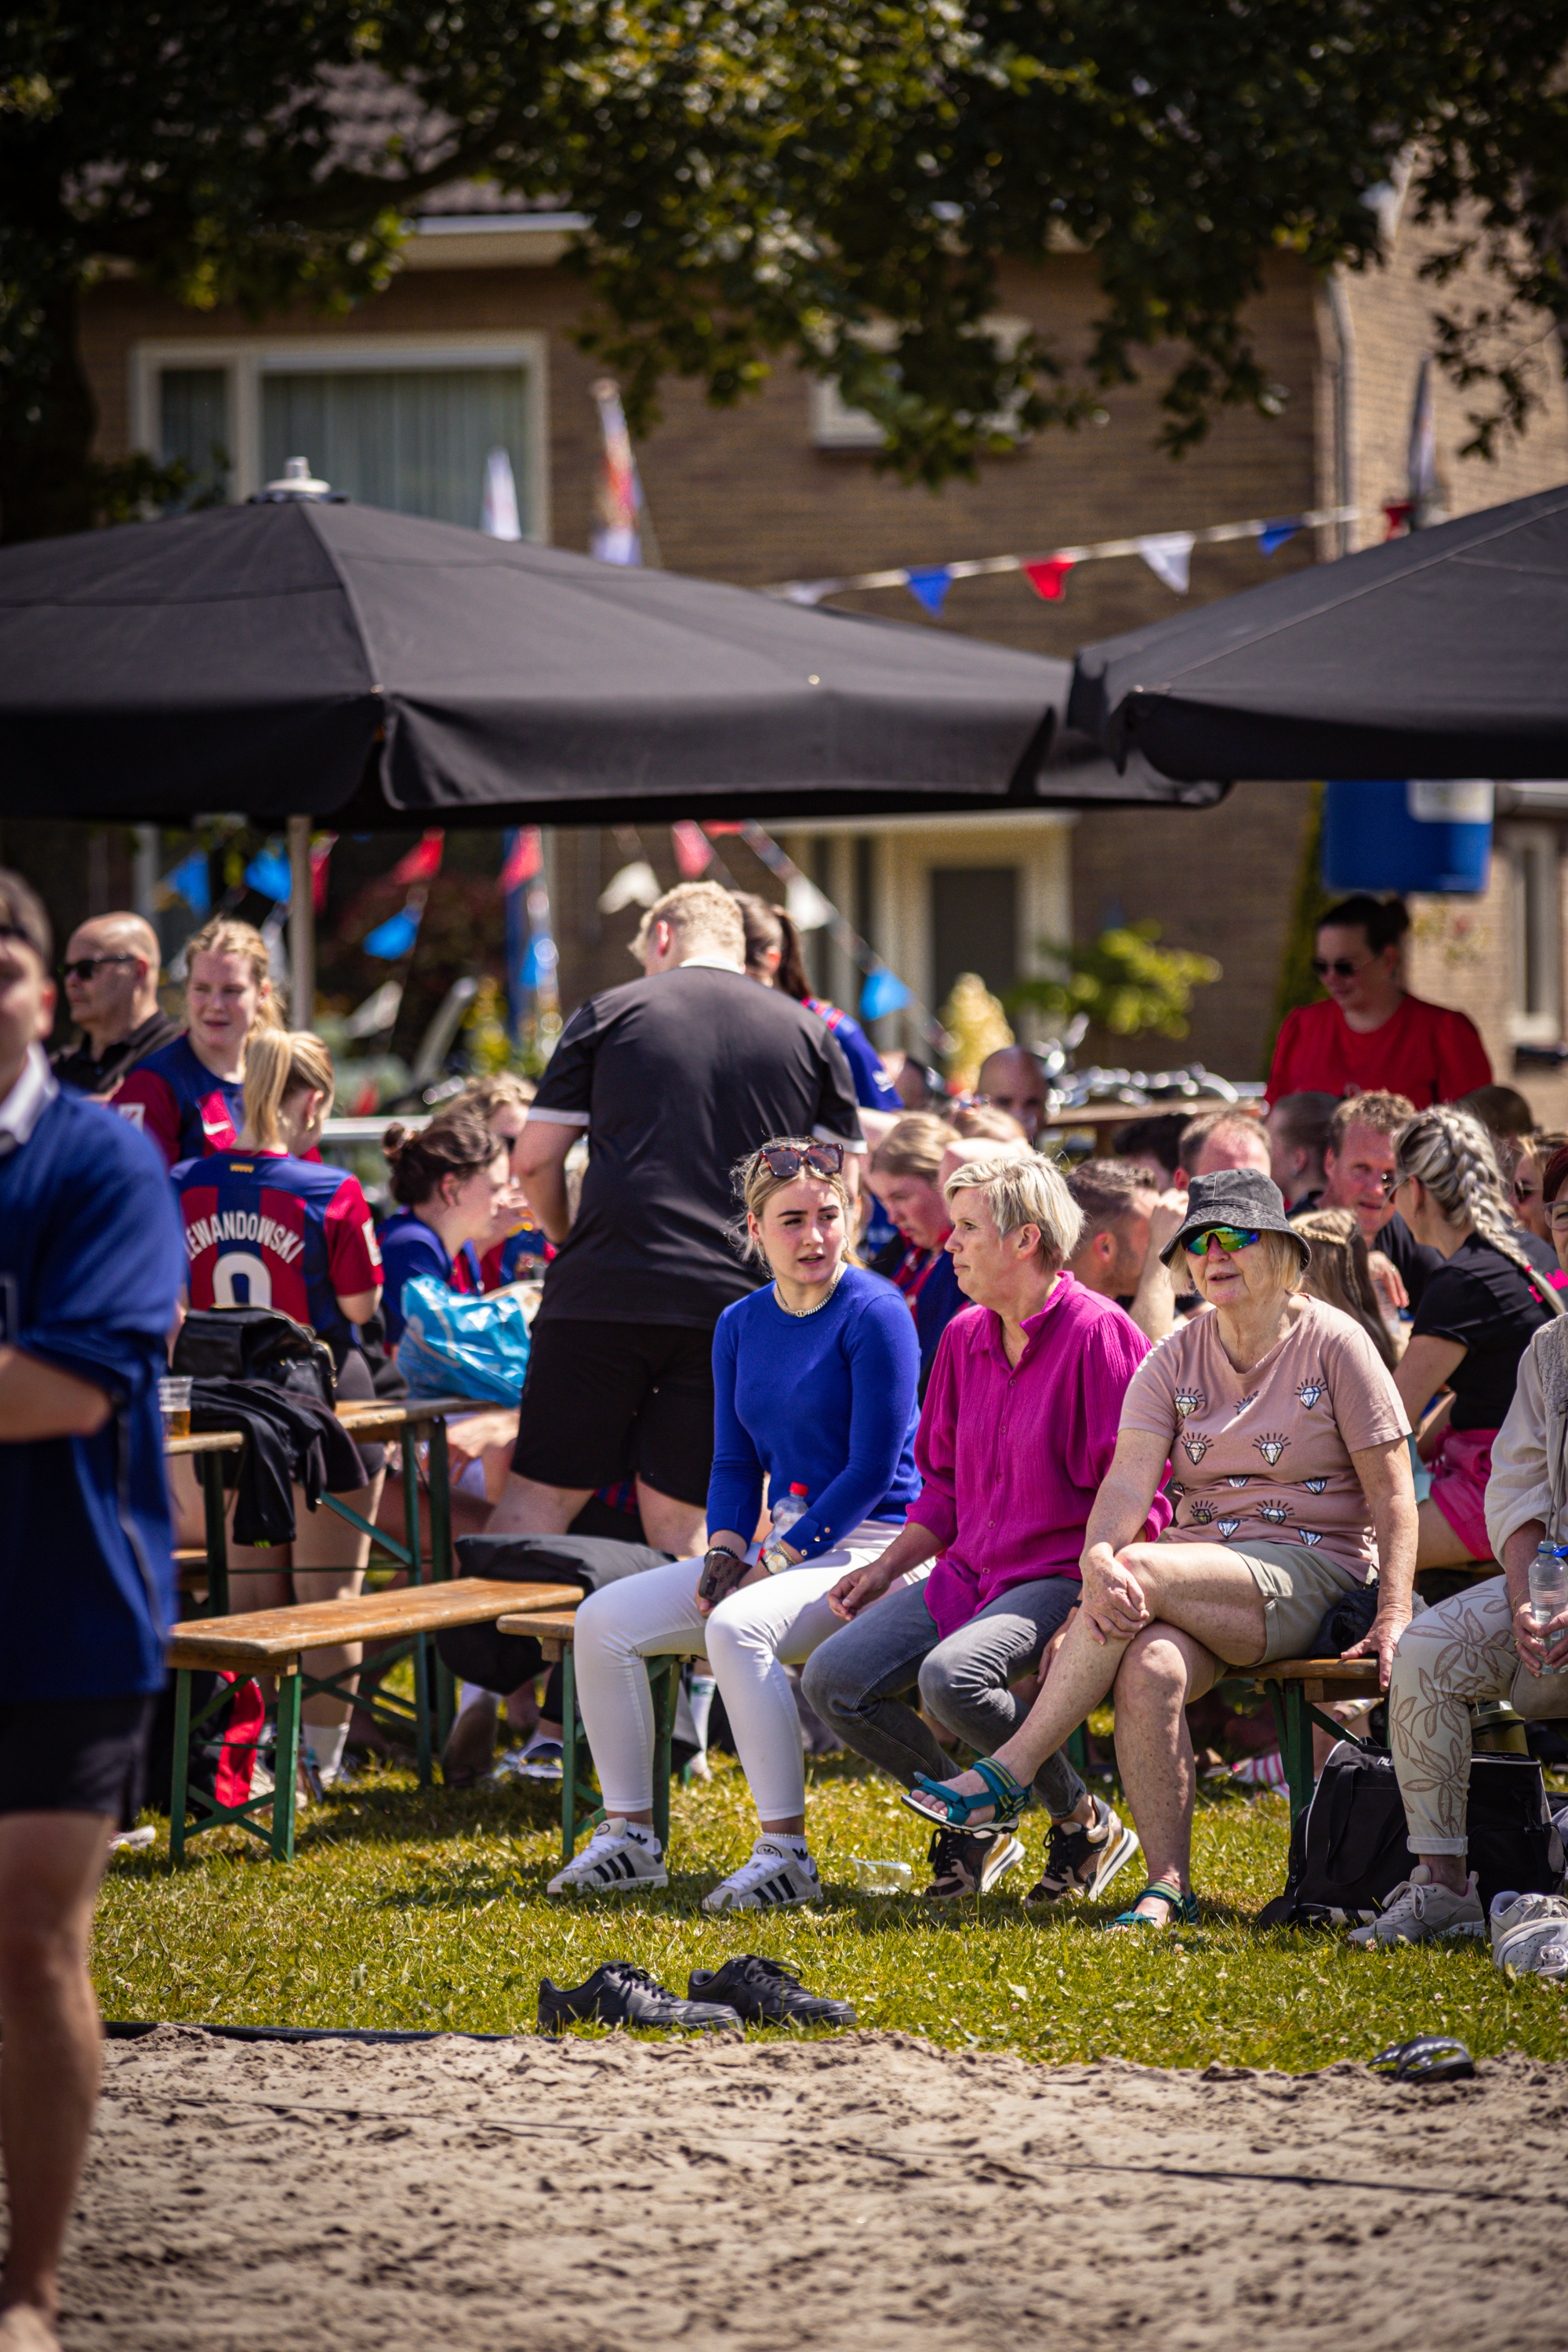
[49,914,176,1101]
[1267,892,1490,1109]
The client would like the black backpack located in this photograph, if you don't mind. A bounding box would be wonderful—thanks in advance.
[172,1305,336,1408]
[1258,1735,1566,1929]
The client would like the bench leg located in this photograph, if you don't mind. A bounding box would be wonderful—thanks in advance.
[1064,1724,1090,1777]
[199,1454,230,1618]
[429,1418,456,1754]
[1269,1679,1316,1825]
[650,1660,677,1854]
[270,1668,301,1862]
[169,1668,193,1867]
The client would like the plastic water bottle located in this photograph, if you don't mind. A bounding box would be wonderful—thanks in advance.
[771,1483,809,1538]
[1530,1542,1568,1675]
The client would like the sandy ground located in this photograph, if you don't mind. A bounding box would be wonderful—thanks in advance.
[64,2024,1563,2350]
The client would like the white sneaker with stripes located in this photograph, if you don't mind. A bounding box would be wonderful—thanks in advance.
[546,1817,669,1895]
[703,1835,822,1913]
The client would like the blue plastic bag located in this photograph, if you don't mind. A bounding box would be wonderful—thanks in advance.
[394,1275,532,1403]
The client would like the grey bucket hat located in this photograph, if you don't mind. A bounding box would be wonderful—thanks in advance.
[1158,1167,1312,1269]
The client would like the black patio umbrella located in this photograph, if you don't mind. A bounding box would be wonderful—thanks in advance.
[0,496,1221,826]
[1069,480,1568,783]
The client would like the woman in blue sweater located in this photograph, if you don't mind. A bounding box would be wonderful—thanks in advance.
[550,1137,920,1910]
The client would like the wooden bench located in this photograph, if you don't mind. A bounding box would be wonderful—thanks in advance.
[498,1603,681,1865]
[168,1577,571,1863]
[1254,1658,1384,1824]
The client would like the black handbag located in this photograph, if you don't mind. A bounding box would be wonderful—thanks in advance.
[1258,1735,1566,1929]
[172,1305,336,1407]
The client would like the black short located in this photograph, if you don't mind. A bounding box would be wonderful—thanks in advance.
[512,1319,715,1507]
[0,1694,156,1828]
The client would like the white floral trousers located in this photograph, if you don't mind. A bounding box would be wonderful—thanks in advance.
[1386,1578,1521,1857]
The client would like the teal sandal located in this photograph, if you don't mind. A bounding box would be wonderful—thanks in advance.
[902,1757,1029,1833]
[1105,1879,1200,1932]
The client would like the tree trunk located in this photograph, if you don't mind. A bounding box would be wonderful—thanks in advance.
[0,274,100,545]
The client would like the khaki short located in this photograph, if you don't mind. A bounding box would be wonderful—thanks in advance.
[1232,1541,1367,1664]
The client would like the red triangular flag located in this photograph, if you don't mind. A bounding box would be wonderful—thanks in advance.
[1382,500,1414,539]
[702,822,745,837]
[671,821,713,878]
[310,833,336,912]
[499,827,543,894]
[1023,557,1075,601]
[391,829,445,884]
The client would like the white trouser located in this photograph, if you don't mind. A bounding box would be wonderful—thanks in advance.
[573,1520,901,1824]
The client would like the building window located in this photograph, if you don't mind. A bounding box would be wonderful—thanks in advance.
[134,334,550,539]
[1508,826,1562,1042]
[931,866,1018,1011]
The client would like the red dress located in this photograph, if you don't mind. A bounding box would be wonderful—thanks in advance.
[1267,993,1491,1107]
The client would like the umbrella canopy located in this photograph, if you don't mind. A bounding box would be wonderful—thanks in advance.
[1069,481,1568,783]
[0,498,1221,826]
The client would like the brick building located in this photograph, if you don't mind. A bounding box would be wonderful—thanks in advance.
[70,179,1568,1097]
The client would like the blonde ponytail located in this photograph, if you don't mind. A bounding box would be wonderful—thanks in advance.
[242,1029,335,1150]
[1395,1107,1565,1317]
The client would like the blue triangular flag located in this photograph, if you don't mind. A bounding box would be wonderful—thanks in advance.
[245,844,292,902]
[165,850,210,917]
[903,566,953,615]
[1258,519,1301,556]
[859,967,913,1021]
[363,906,422,960]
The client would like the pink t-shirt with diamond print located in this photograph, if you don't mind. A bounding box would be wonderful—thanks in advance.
[1117,1295,1410,1580]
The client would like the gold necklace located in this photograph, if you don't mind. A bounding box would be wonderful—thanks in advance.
[773,1265,848,1318]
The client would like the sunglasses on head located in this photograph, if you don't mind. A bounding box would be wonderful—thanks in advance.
[1184,1225,1261,1256]
[757,1142,844,1181]
[1311,955,1370,979]
[60,953,135,982]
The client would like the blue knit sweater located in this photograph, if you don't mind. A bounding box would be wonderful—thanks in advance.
[706,1264,921,1559]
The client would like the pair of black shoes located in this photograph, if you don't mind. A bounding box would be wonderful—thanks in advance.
[538,1954,856,2036]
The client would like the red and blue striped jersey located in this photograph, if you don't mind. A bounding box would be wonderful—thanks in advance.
[117,1035,245,1170]
[173,1149,381,1345]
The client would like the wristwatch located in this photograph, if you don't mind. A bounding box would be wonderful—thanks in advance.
[760,1542,793,1576]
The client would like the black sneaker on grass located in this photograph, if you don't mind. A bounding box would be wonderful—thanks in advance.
[926,1824,1025,1901]
[688,1953,856,2028]
[538,1962,740,2036]
[1024,1798,1139,1906]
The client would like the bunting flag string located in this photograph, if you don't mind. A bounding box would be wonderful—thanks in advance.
[772,502,1359,611]
[731,822,950,1054]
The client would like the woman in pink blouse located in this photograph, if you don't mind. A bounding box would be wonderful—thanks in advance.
[911,1167,1417,1929]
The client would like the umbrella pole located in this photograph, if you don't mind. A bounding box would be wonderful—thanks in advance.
[288,815,314,1026]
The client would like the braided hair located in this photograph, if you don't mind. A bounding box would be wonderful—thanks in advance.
[1393,1106,1565,1317]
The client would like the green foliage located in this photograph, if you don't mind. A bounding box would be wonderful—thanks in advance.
[5,4,1568,537]
[94,1749,1568,2070]
[1010,922,1220,1042]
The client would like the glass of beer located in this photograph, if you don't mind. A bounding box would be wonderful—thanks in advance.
[159,1376,193,1441]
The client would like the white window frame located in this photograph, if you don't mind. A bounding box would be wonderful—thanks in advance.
[808,315,1029,450]
[129,331,551,541]
[1507,822,1563,1044]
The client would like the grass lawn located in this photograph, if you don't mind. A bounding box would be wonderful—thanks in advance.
[94,1730,1568,2071]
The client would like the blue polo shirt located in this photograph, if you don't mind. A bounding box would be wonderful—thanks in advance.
[0,1051,187,1700]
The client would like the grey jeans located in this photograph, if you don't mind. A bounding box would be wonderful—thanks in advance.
[800,1574,1087,1819]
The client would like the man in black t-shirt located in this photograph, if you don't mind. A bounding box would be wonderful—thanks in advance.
[495,881,863,1556]
[49,913,177,1098]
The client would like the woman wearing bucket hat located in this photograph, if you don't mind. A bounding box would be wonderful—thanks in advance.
[904,1167,1417,1929]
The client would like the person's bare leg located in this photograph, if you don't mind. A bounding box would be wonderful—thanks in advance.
[0,1811,114,2339]
[1112,1624,1218,1918]
[1414,1497,1482,1570]
[939,1544,1267,1817]
[486,1473,593,1537]
[632,1478,706,1560]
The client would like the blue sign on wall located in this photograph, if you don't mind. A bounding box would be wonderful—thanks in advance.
[1322,779,1493,896]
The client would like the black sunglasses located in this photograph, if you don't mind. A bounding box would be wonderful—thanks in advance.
[61,954,136,982]
[756,1142,844,1181]
[1311,955,1370,979]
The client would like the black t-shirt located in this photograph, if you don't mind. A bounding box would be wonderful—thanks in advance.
[529,962,862,1329]
[1409,1231,1555,1429]
[50,1008,180,1098]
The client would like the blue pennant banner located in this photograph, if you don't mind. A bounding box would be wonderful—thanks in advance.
[860,967,913,1021]
[1258,520,1301,556]
[363,906,422,960]
[903,566,953,615]
[165,851,210,917]
[245,845,292,902]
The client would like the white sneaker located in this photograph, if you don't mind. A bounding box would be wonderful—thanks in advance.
[546,1817,668,1895]
[1490,1889,1568,1981]
[702,1835,821,1913]
[1347,1864,1485,1948]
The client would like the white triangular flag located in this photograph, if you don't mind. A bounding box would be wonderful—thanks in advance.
[344,980,405,1039]
[598,860,662,914]
[481,448,522,540]
[1138,532,1194,593]
[786,875,834,933]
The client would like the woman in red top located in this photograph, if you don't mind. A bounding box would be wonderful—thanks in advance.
[116,914,284,1167]
[1268,895,1491,1109]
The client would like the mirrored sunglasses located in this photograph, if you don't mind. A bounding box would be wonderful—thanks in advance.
[1183,1225,1262,1256]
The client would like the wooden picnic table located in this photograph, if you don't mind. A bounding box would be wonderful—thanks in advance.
[498,1600,680,1864]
